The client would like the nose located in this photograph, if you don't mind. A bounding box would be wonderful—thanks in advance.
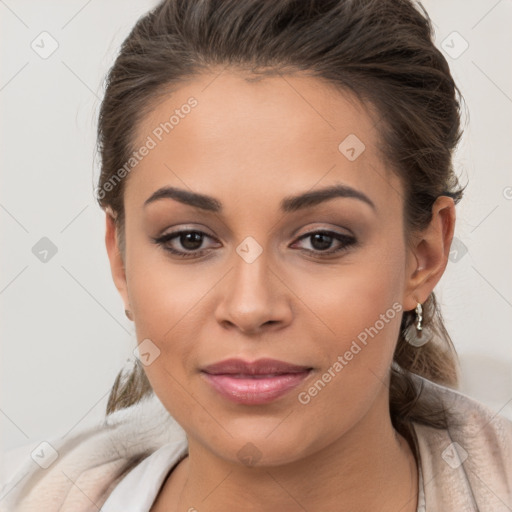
[214,249,293,335]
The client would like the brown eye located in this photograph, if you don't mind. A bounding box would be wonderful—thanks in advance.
[179,231,204,251]
[152,230,221,258]
[292,230,357,257]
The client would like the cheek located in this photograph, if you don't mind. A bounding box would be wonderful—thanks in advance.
[302,243,403,321]
[125,227,208,335]
[293,238,406,379]
[124,239,209,380]
[288,256,405,449]
[126,258,206,420]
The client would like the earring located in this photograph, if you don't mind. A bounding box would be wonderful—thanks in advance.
[404,302,432,347]
[125,309,133,321]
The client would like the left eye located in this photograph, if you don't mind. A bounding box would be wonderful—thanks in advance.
[153,229,356,259]
[291,230,356,256]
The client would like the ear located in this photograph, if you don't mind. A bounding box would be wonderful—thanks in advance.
[104,208,131,313]
[402,196,456,312]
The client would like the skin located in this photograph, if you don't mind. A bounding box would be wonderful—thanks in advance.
[105,68,455,512]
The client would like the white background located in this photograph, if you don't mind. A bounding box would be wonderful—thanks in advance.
[1,0,511,455]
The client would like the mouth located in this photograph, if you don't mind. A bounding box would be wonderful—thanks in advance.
[200,358,313,405]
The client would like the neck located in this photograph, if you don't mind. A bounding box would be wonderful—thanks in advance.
[166,387,419,512]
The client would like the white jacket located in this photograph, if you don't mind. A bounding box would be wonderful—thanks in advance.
[1,374,511,511]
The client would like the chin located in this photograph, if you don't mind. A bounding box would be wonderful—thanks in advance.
[195,418,318,468]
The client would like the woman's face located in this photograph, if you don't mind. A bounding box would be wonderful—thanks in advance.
[107,69,433,466]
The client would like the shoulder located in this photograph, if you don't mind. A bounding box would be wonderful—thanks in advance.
[410,374,512,510]
[0,394,188,512]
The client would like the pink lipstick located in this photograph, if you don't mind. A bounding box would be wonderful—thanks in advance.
[200,358,312,405]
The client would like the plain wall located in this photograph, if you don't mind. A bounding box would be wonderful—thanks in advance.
[1,0,511,454]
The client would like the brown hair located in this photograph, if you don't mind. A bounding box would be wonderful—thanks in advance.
[97,0,467,439]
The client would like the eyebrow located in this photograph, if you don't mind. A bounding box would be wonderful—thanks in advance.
[143,183,376,213]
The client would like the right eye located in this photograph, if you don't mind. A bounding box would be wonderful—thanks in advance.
[152,230,221,258]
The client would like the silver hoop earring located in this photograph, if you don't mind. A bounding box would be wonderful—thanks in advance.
[404,302,432,347]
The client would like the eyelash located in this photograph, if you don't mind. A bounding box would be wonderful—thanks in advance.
[152,229,357,259]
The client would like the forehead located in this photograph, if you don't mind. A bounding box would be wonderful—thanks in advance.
[125,69,403,216]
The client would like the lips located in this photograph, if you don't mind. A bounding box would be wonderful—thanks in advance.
[202,358,311,376]
[200,358,312,404]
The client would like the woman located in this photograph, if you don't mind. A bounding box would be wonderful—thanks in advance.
[2,0,511,511]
